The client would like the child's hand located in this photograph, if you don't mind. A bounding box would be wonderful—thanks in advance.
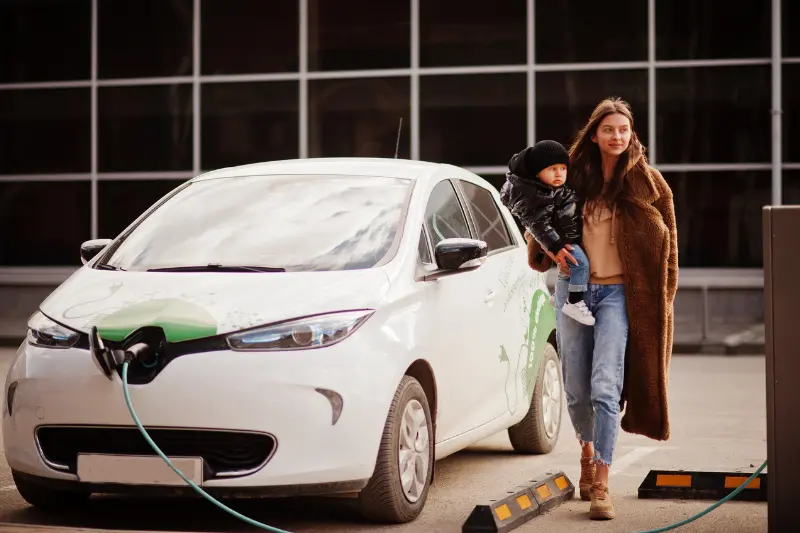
[547,244,577,271]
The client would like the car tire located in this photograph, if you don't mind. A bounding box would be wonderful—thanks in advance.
[507,342,562,454]
[12,471,91,510]
[356,375,434,524]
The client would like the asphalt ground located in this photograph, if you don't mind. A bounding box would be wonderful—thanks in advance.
[0,349,768,533]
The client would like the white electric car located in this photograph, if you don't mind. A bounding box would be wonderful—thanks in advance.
[3,158,562,523]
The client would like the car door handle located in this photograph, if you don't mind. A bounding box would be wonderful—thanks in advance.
[484,290,496,303]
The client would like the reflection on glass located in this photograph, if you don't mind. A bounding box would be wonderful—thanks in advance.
[423,181,471,247]
[476,173,524,236]
[782,171,800,205]
[102,175,412,272]
[309,77,410,158]
[656,66,770,164]
[786,0,800,57]
[0,0,91,83]
[0,88,91,174]
[459,181,512,252]
[479,174,506,194]
[98,84,193,172]
[783,65,800,162]
[201,0,298,75]
[201,81,299,168]
[99,179,187,239]
[656,0,769,60]
[307,0,410,71]
[418,228,433,264]
[420,0,526,67]
[664,170,769,267]
[420,74,526,167]
[536,0,646,63]
[98,0,193,79]
[0,181,90,266]
[535,70,648,150]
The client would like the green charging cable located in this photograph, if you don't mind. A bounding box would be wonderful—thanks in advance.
[121,360,767,533]
[121,361,294,533]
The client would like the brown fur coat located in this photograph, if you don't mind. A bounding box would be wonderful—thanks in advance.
[525,166,678,441]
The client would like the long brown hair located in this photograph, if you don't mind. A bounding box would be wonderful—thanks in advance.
[567,97,650,217]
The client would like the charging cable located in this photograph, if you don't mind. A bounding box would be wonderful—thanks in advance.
[121,359,294,533]
[121,356,767,533]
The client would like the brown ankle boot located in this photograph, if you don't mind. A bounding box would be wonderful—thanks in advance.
[579,457,595,501]
[589,481,615,520]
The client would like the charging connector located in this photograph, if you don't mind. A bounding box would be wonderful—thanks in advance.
[124,342,156,367]
[89,327,163,381]
[89,326,125,380]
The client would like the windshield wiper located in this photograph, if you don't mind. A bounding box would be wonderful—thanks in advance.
[95,263,126,271]
[147,264,286,273]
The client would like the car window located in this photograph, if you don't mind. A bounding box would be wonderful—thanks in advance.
[459,180,513,252]
[418,227,433,264]
[99,174,412,272]
[423,180,471,247]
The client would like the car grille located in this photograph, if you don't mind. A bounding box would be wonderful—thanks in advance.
[36,426,276,478]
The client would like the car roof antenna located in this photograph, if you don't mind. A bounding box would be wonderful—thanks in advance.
[394,117,403,159]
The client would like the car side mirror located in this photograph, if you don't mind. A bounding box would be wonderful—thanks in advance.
[80,239,112,265]
[423,238,488,281]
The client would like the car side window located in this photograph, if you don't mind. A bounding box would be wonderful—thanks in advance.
[459,180,513,252]
[423,180,471,248]
[418,227,433,264]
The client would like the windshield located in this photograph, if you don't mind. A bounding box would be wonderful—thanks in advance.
[99,174,413,272]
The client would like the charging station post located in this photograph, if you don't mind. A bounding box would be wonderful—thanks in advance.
[763,205,800,533]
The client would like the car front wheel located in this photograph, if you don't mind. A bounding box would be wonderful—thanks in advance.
[507,342,563,454]
[356,375,434,523]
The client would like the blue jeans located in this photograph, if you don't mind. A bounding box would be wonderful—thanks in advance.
[564,244,590,293]
[555,273,628,466]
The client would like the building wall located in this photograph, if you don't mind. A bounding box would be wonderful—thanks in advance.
[0,0,793,340]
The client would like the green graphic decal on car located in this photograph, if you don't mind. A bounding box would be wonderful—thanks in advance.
[95,299,218,342]
[500,289,556,414]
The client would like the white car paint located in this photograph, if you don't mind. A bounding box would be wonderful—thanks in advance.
[2,158,558,502]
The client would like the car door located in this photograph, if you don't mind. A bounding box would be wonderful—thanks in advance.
[417,178,499,442]
[456,179,533,419]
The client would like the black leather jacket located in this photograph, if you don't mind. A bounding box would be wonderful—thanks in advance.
[500,157,582,254]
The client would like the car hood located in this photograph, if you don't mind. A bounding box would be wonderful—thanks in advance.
[39,267,392,343]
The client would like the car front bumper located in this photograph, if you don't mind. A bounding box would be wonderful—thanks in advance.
[3,334,403,493]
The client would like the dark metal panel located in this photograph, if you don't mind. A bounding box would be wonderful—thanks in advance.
[763,205,800,533]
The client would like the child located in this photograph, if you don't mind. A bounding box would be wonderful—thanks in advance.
[500,140,595,326]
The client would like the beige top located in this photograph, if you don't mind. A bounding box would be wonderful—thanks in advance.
[582,201,624,285]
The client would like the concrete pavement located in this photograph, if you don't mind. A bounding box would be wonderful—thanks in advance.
[0,349,769,532]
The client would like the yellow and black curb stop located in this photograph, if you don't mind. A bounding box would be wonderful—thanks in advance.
[462,470,575,532]
[638,469,768,502]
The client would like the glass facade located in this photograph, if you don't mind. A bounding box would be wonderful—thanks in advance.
[0,0,793,270]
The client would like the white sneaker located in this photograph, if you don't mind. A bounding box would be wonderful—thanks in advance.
[562,300,595,326]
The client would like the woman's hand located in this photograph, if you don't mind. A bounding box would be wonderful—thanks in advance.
[546,244,577,274]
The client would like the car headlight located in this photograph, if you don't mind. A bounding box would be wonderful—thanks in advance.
[27,311,80,349]
[226,310,374,352]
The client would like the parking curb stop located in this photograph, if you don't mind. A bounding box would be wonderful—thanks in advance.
[638,469,768,502]
[462,471,574,532]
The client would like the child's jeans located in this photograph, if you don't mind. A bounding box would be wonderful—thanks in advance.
[563,244,590,293]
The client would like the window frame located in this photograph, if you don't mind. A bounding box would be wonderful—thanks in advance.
[417,225,435,266]
[416,178,473,271]
[415,176,521,275]
[454,178,517,256]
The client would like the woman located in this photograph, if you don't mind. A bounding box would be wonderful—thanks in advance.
[541,97,678,520]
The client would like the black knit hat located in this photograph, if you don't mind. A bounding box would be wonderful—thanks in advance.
[524,140,570,177]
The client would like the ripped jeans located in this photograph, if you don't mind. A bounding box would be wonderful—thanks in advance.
[554,272,628,466]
